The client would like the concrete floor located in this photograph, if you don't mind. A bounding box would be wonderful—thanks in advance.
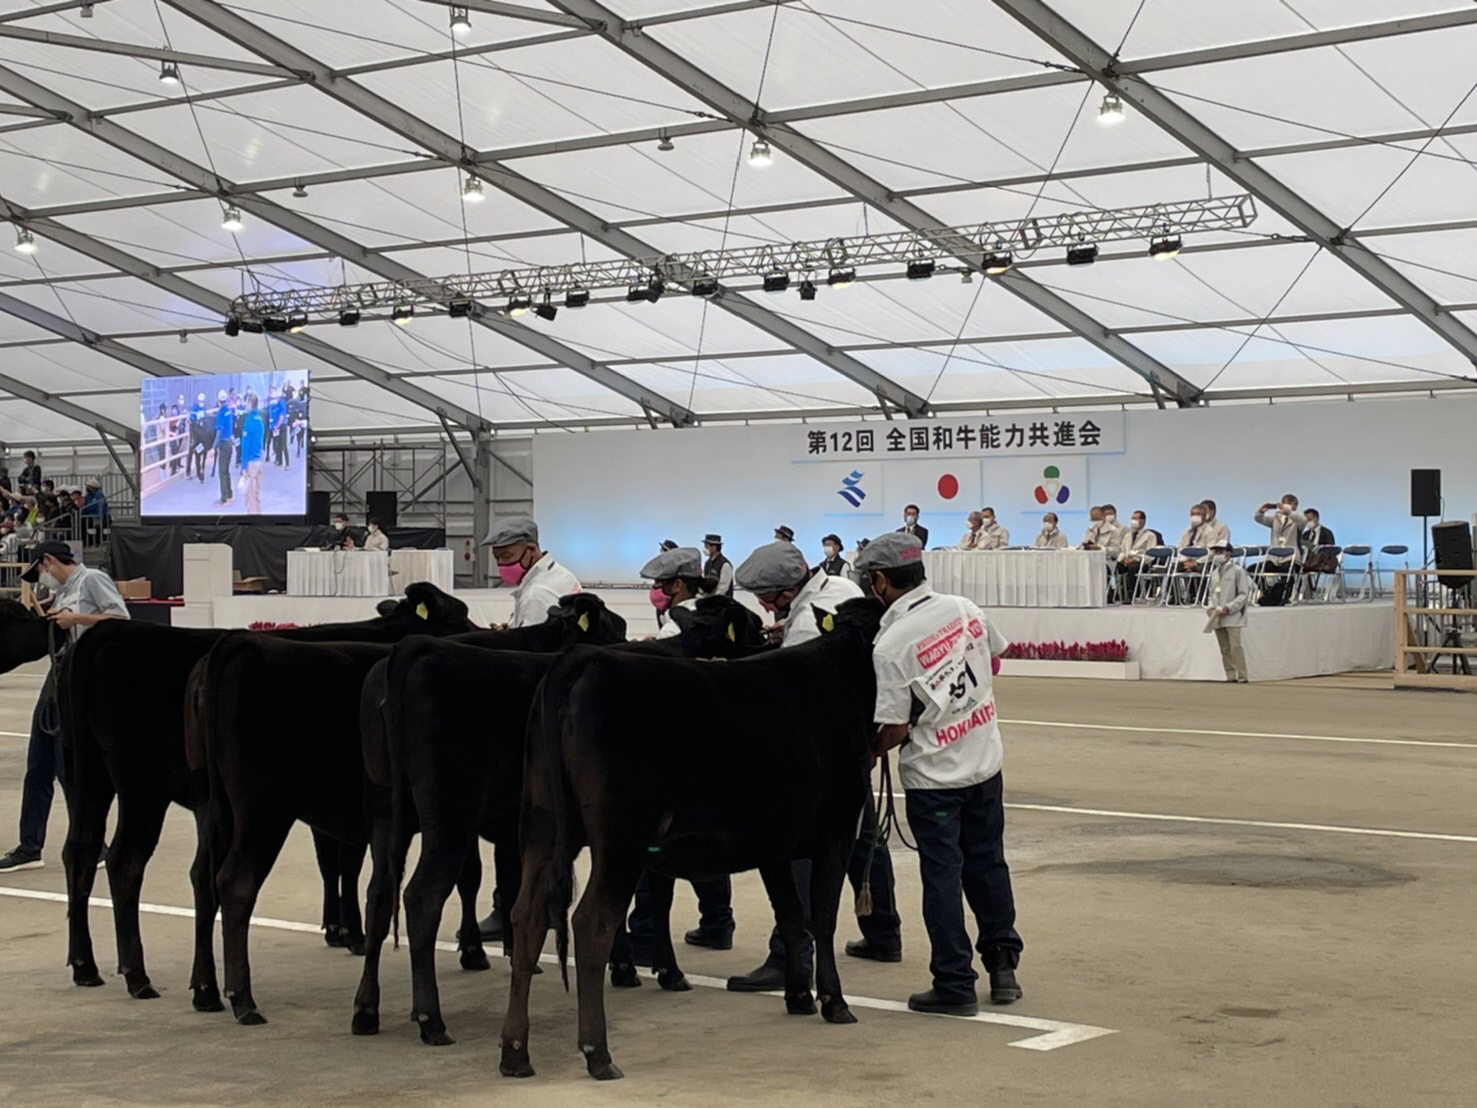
[1,660,1474,1107]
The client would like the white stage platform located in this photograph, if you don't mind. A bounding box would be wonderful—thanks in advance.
[173,587,1392,683]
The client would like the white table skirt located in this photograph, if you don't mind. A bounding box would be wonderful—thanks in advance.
[287,549,391,597]
[388,548,455,592]
[923,549,1108,608]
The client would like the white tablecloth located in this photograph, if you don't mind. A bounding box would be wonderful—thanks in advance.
[923,549,1108,608]
[287,550,391,597]
[388,548,455,592]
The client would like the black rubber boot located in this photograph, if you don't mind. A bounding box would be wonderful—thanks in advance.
[907,988,979,1017]
[844,939,901,963]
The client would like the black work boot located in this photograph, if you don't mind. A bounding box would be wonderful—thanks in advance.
[988,964,1023,1005]
[726,962,787,992]
[684,924,734,950]
[844,939,901,963]
[907,988,978,1017]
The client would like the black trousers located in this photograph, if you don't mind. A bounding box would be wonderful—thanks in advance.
[627,873,733,950]
[18,672,59,855]
[906,772,1022,1001]
[216,439,234,503]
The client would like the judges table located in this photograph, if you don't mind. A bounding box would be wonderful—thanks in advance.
[388,547,455,592]
[924,549,1108,608]
[286,549,391,597]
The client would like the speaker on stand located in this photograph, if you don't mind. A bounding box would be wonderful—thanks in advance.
[307,489,331,526]
[1410,469,1441,605]
[365,490,398,529]
[1429,520,1473,676]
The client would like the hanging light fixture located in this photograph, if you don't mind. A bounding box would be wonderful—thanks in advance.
[507,293,533,317]
[287,311,308,334]
[657,132,674,153]
[159,60,181,86]
[827,267,856,289]
[220,205,243,232]
[13,226,36,255]
[982,250,1013,275]
[80,0,95,16]
[462,173,484,203]
[1098,91,1125,126]
[391,303,414,326]
[748,138,773,167]
[292,181,308,199]
[449,6,471,37]
[1148,235,1182,261]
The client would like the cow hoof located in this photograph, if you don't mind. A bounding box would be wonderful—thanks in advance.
[785,991,817,1016]
[587,1061,624,1082]
[460,948,491,972]
[192,986,223,1012]
[822,999,858,1025]
[351,1009,379,1036]
[232,1000,268,1026]
[345,934,367,957]
[128,981,161,1000]
[609,963,641,988]
[656,970,691,992]
[323,926,346,949]
[72,965,105,988]
[418,1026,456,1047]
[499,1046,535,1078]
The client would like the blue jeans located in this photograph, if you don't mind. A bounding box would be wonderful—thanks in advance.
[18,673,60,855]
[906,773,1023,1001]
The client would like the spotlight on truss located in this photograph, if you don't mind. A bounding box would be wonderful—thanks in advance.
[507,293,533,317]
[392,303,414,326]
[287,311,308,334]
[906,259,936,281]
[223,314,241,337]
[1148,235,1182,261]
[982,250,1013,275]
[448,298,475,318]
[338,308,361,327]
[1066,243,1099,267]
[798,279,817,301]
[763,272,790,293]
[534,296,558,322]
[1098,91,1125,126]
[690,275,719,297]
[564,287,590,309]
[827,267,856,289]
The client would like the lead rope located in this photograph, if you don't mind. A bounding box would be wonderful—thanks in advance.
[39,617,63,737]
[855,751,916,918]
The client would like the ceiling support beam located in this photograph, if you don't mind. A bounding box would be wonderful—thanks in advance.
[418,0,598,30]
[0,25,306,79]
[162,0,918,418]
[0,0,113,23]
[549,0,1201,406]
[98,429,139,496]
[994,0,1477,370]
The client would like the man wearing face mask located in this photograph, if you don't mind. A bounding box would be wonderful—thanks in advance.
[897,505,929,550]
[1206,539,1251,683]
[818,534,848,576]
[859,532,1022,1015]
[975,507,1009,551]
[1095,504,1126,559]
[701,533,734,598]
[1116,510,1156,601]
[1255,495,1302,591]
[958,511,984,550]
[2,542,129,872]
[1300,509,1338,575]
[1178,502,1212,575]
[327,512,357,550]
[641,545,707,638]
[1033,512,1066,549]
[484,515,580,628]
[1080,506,1104,549]
[727,540,900,990]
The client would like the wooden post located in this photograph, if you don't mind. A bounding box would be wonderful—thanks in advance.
[1394,570,1406,676]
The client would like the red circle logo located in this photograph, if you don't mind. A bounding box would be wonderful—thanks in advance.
[937,473,959,500]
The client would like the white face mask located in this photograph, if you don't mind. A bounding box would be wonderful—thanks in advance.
[333,522,345,531]
[983,518,995,527]
[38,569,61,590]
[824,545,838,557]
[1212,553,1228,566]
[1103,513,1116,524]
[1042,522,1055,533]
[1190,514,1204,526]
[904,514,917,525]
[1131,520,1143,531]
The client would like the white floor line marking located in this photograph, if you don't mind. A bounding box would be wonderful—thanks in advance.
[1006,803,1477,843]
[0,885,1116,1052]
[1,729,33,738]
[1003,719,1477,751]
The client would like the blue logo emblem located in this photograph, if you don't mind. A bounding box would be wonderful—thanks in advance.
[837,470,866,508]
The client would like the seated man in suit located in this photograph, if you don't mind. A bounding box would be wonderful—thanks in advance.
[1300,508,1338,575]
[897,504,929,550]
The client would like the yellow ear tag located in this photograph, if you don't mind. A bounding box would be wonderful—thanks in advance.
[415,602,429,620]
[578,612,590,632]
[725,623,736,642]
[821,613,835,633]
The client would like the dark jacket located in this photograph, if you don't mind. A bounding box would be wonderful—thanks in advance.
[896,522,929,550]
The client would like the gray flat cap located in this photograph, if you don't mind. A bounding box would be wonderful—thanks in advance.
[855,532,925,573]
[735,540,809,591]
[641,546,702,580]
[483,515,538,547]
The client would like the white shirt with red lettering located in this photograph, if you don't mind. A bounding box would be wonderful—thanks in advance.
[872,586,1008,791]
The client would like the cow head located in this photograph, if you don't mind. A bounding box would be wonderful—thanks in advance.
[549,593,627,645]
[377,582,478,635]
[0,597,51,675]
[684,596,767,657]
[814,596,886,643]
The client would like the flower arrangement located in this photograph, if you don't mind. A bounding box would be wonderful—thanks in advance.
[248,621,299,631]
[1001,640,1129,662]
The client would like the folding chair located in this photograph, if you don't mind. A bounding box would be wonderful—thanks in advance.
[1166,546,1208,606]
[1374,544,1409,598]
[1132,546,1173,605]
[1340,545,1373,601]
[1298,545,1343,602]
[1257,546,1298,605]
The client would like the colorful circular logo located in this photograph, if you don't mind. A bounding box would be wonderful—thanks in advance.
[1034,464,1070,505]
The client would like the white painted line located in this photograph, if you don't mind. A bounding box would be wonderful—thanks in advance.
[1006,803,1477,844]
[0,729,29,738]
[1003,718,1477,751]
[0,885,1116,1052]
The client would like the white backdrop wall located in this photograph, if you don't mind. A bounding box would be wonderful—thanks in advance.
[533,395,1477,583]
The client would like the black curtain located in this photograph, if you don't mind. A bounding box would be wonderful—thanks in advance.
[110,525,447,598]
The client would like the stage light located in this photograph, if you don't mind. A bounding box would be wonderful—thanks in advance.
[292,182,308,199]
[534,297,558,321]
[223,314,242,337]
[798,279,817,301]
[906,259,936,281]
[564,287,590,309]
[1148,235,1182,261]
[960,269,974,284]
[80,1,94,16]
[13,227,35,254]
[827,267,855,289]
[448,298,474,318]
[449,6,471,36]
[462,173,484,203]
[657,132,674,152]
[1098,91,1125,126]
[240,318,265,334]
[221,205,243,232]
[263,315,289,333]
[179,329,189,344]
[507,293,532,317]
[392,303,414,326]
[982,250,1013,275]
[626,283,646,303]
[643,275,666,303]
[763,272,790,293]
[287,311,308,334]
[159,60,180,85]
[1066,243,1099,266]
[749,138,773,167]
[690,275,719,297]
[338,308,360,327]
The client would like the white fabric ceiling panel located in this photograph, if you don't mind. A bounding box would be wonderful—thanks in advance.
[385,229,624,274]
[0,313,63,344]
[524,295,786,362]
[0,342,146,394]
[302,377,440,429]
[632,201,911,258]
[622,354,879,413]
[1369,229,1477,306]
[646,2,1057,113]
[0,124,188,209]
[0,396,101,441]
[856,337,1154,402]
[2,275,216,333]
[413,369,646,423]
[58,199,321,269]
[1258,144,1477,232]
[0,232,113,282]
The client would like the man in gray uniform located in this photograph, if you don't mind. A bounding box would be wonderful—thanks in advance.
[1206,539,1252,683]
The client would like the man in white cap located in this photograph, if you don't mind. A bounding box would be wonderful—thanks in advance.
[483,515,580,628]
[640,546,706,639]
[1206,538,1251,683]
[726,540,901,992]
[859,531,1022,1016]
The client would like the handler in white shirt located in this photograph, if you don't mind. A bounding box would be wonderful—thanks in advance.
[640,546,704,639]
[483,515,581,628]
[859,532,1022,1017]
[735,538,864,647]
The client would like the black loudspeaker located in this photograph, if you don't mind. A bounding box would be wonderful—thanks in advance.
[366,490,398,529]
[307,489,331,526]
[1411,469,1441,517]
[1431,521,1474,593]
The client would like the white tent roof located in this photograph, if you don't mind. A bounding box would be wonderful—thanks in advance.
[1,0,1475,442]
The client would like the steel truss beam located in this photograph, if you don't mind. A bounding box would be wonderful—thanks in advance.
[0,0,112,23]
[0,24,306,78]
[163,0,924,418]
[994,0,1477,370]
[419,0,598,30]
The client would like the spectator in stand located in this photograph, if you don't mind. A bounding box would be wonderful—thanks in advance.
[976,507,1009,550]
[1080,506,1104,549]
[1200,499,1230,548]
[19,450,40,493]
[1179,502,1214,572]
[1255,494,1302,575]
[1116,510,1156,601]
[897,505,929,550]
[1033,513,1066,549]
[958,511,985,549]
[1300,509,1338,575]
[819,534,848,577]
[81,479,108,535]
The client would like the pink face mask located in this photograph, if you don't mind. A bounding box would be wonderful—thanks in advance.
[498,561,529,587]
[648,586,671,612]
[757,598,778,613]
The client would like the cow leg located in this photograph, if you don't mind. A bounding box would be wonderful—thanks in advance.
[455,841,490,972]
[491,834,522,962]
[351,814,404,1036]
[646,872,690,992]
[312,829,345,947]
[106,793,170,999]
[188,809,224,1012]
[573,846,645,1081]
[607,917,641,988]
[336,839,368,955]
[217,812,294,1025]
[402,830,474,1045]
[810,832,858,1025]
[759,860,815,1016]
[61,755,113,989]
[499,813,556,1080]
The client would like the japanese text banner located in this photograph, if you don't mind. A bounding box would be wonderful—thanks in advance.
[794,412,1124,462]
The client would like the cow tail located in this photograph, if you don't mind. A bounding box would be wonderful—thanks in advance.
[385,649,413,953]
[539,672,576,992]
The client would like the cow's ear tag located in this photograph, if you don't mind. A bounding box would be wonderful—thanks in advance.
[415,602,429,620]
[725,622,736,642]
[578,612,590,633]
[821,613,835,633]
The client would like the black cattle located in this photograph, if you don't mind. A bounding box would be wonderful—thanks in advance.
[202,593,625,1027]
[353,596,763,1046]
[56,583,477,1005]
[500,598,884,1081]
[0,598,52,674]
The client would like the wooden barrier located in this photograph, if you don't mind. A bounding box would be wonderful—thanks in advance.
[1393,569,1477,691]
